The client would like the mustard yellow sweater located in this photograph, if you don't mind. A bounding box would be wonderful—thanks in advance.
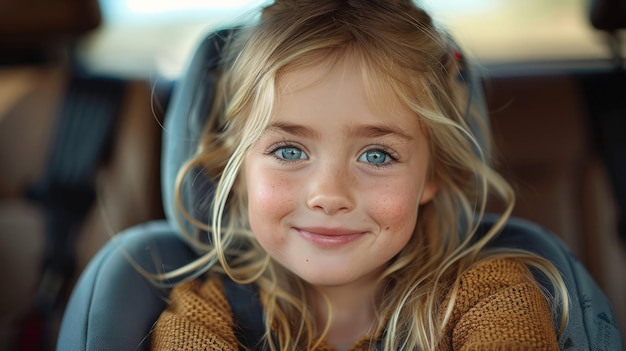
[151,259,559,350]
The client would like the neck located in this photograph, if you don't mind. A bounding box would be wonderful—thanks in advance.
[314,281,379,351]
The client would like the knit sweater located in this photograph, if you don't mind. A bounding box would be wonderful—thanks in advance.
[151,259,559,350]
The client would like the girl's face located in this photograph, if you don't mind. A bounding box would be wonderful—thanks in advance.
[244,60,437,288]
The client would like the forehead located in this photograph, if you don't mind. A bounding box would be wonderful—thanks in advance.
[275,54,417,125]
[269,58,427,146]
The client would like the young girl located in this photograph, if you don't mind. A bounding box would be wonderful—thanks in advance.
[151,0,569,350]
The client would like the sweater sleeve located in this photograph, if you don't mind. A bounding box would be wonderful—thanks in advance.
[444,258,560,351]
[151,278,240,351]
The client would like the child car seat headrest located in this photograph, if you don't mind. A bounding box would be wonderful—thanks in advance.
[161,30,230,240]
[590,0,626,31]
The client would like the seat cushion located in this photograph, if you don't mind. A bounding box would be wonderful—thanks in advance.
[57,220,197,351]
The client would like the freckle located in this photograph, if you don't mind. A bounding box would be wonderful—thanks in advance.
[306,259,310,263]
[385,226,390,230]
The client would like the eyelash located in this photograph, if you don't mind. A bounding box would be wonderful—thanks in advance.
[264,141,399,167]
[264,141,306,165]
[361,144,398,168]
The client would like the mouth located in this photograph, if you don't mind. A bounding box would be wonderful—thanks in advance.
[294,227,367,247]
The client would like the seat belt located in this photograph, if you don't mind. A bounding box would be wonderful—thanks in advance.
[18,75,126,350]
[220,276,385,350]
[580,71,626,245]
[221,277,266,350]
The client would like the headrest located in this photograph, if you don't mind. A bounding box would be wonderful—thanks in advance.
[0,0,101,48]
[590,0,626,31]
[161,30,230,237]
[160,29,489,237]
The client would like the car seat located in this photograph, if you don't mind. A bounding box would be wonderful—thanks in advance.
[56,30,624,351]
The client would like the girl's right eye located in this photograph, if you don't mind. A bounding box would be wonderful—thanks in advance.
[271,145,309,161]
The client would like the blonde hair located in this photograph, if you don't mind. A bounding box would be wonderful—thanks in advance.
[169,0,569,349]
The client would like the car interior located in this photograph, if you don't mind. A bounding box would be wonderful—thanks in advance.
[0,0,624,350]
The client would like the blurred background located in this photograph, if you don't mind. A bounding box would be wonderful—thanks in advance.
[1,0,624,349]
[80,0,614,77]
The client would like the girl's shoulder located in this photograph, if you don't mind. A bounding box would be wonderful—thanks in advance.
[444,258,559,350]
[151,277,240,350]
[169,276,227,302]
[451,257,544,313]
[460,257,536,288]
[163,276,233,316]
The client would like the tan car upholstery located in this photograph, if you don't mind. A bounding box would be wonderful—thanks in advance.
[484,74,626,341]
[0,65,164,349]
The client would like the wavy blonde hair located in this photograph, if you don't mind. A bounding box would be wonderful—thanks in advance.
[167,0,569,349]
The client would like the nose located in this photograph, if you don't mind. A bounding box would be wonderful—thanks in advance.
[306,162,355,215]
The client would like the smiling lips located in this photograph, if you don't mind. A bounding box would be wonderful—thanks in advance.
[294,227,367,247]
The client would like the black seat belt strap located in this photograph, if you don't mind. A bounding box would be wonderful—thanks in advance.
[220,276,389,350]
[221,276,266,350]
[580,71,626,245]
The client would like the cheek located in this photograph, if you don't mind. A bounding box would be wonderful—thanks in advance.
[245,171,296,235]
[367,182,420,233]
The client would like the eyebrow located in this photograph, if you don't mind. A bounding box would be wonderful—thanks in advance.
[347,124,413,142]
[264,122,320,139]
[264,121,413,142]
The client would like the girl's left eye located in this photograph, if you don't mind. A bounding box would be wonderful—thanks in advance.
[358,149,393,165]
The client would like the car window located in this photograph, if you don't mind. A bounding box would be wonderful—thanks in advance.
[423,0,607,63]
[83,0,609,79]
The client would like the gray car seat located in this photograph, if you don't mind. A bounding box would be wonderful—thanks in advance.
[56,30,624,351]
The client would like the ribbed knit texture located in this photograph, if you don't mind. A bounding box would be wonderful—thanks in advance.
[151,259,559,350]
[150,279,239,350]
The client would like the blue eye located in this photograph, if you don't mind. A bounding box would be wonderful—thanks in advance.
[358,149,390,165]
[275,146,308,160]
